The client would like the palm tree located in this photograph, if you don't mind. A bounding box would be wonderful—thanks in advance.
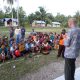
[74,11,80,26]
[3,0,16,26]
[16,0,19,26]
[39,7,46,21]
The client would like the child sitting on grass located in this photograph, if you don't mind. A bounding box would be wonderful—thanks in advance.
[1,50,5,62]
[54,34,59,50]
[25,40,32,58]
[42,40,51,55]
[18,40,25,56]
[34,38,41,54]
[10,43,16,59]
[15,49,20,57]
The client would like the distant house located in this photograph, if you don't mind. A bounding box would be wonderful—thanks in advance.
[32,20,46,27]
[3,18,18,27]
[52,22,61,27]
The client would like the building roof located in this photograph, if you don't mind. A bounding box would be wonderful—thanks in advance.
[33,20,45,24]
[52,22,61,25]
[2,18,18,22]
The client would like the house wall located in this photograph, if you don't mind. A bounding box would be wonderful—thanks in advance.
[52,24,60,27]
[32,23,45,27]
[5,22,8,27]
[4,22,18,27]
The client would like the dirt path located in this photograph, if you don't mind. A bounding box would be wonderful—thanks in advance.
[20,57,80,80]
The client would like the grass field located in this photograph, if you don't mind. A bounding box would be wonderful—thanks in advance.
[0,50,62,80]
[0,26,67,32]
[0,26,68,37]
[0,26,66,80]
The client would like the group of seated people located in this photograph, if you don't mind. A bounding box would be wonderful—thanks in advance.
[0,31,61,63]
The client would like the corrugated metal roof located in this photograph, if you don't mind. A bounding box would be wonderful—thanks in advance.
[52,22,61,25]
[33,20,45,24]
[1,18,18,22]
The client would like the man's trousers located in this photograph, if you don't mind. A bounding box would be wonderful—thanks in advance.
[64,58,76,80]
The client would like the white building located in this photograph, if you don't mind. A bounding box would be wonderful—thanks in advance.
[3,18,18,27]
[32,20,46,27]
[52,22,61,27]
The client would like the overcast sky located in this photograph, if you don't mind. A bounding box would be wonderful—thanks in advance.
[0,0,80,16]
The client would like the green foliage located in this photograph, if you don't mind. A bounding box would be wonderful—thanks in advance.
[4,6,11,18]
[0,10,4,19]
[74,11,80,26]
[0,6,27,26]
[0,10,4,26]
[28,13,35,24]
[1,5,80,27]
[27,6,54,25]
[18,7,26,26]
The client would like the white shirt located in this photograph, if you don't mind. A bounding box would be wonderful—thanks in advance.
[15,28,21,35]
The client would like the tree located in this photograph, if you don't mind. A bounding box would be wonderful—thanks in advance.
[4,7,11,18]
[0,10,4,19]
[35,11,41,20]
[38,7,46,21]
[54,13,68,27]
[28,6,54,26]
[33,7,47,21]
[12,8,17,18]
[28,13,35,24]
[45,13,54,25]
[3,0,16,26]
[74,11,80,26]
[0,10,4,26]
[18,7,26,26]
[46,13,54,21]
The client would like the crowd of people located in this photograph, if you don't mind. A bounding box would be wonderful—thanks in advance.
[0,26,67,62]
[1,18,80,80]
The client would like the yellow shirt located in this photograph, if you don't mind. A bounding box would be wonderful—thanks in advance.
[18,43,25,52]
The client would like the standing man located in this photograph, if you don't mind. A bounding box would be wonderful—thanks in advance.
[15,26,21,44]
[64,18,80,80]
[21,26,26,39]
[9,27,14,38]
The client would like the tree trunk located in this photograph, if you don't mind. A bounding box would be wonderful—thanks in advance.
[11,4,13,27]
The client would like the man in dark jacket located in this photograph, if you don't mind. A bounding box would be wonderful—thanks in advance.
[21,26,25,39]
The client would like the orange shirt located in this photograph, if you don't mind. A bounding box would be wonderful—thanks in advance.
[1,45,5,49]
[32,36,36,41]
[59,39,64,45]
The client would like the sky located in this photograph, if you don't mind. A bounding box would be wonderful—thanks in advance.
[0,0,80,16]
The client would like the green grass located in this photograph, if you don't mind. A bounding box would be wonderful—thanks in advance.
[0,26,68,37]
[0,50,63,80]
[26,27,68,33]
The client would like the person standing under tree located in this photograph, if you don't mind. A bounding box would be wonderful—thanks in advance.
[64,18,80,80]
